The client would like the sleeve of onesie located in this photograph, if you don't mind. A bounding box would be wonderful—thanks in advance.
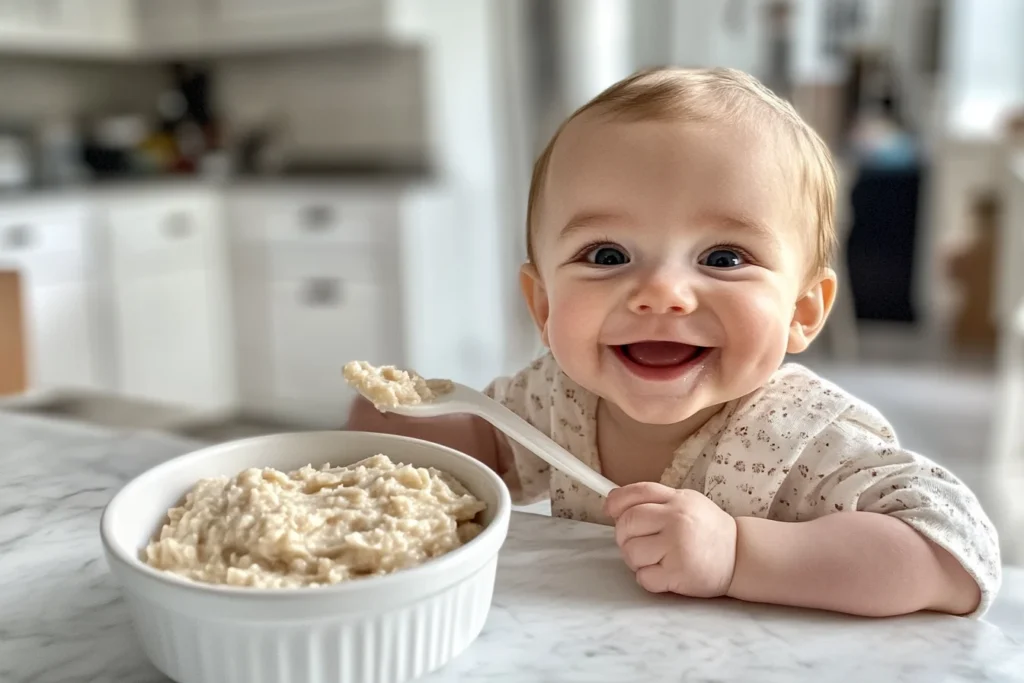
[775,402,1002,617]
[482,355,556,504]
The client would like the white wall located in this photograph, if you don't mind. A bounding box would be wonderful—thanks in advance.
[491,0,543,372]
[921,0,1024,337]
[886,0,940,142]
[389,0,510,388]
[943,0,1024,136]
[791,0,845,85]
[555,0,634,111]
[705,0,767,76]
[638,0,767,78]
[632,0,676,69]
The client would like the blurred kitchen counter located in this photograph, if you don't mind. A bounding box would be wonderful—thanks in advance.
[0,169,440,199]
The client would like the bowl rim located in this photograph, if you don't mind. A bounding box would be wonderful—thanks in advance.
[100,430,512,600]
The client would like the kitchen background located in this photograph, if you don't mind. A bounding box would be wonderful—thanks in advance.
[0,0,1022,561]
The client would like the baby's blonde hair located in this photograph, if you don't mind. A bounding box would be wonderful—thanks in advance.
[526,67,837,275]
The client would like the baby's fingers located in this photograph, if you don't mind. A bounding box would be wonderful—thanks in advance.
[620,534,667,571]
[614,502,668,546]
[605,482,677,519]
[635,564,672,594]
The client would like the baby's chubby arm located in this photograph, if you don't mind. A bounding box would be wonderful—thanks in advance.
[608,398,998,616]
[605,484,982,616]
[740,415,998,617]
[728,511,981,616]
[345,396,510,475]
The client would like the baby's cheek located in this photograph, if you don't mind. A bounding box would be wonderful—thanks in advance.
[547,286,601,334]
[720,290,791,373]
[724,288,790,342]
[545,293,605,373]
[546,300,592,353]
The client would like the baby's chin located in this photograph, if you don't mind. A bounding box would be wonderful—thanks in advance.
[622,405,704,426]
[553,356,717,425]
[603,391,711,426]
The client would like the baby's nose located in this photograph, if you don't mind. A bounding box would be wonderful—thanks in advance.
[627,272,696,315]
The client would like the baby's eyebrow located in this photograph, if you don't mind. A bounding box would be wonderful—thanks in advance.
[699,213,782,245]
[561,210,779,242]
[559,211,633,238]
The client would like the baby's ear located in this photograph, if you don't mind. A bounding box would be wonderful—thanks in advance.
[519,263,550,347]
[788,268,837,354]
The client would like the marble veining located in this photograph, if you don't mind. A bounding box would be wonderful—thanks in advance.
[1,411,1022,683]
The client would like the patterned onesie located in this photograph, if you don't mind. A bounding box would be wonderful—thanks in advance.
[485,353,1002,616]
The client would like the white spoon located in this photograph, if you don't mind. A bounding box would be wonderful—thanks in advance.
[376,382,616,497]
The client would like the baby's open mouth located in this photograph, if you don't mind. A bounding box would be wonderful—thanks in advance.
[617,342,707,368]
[612,342,711,382]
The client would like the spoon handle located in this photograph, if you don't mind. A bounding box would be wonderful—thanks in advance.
[456,388,616,497]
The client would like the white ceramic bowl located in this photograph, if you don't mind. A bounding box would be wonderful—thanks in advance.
[100,431,512,683]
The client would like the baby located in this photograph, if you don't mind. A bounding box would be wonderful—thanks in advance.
[347,67,1000,617]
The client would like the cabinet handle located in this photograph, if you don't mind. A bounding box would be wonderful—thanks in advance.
[302,205,336,232]
[162,212,192,240]
[303,277,344,307]
[1,224,32,250]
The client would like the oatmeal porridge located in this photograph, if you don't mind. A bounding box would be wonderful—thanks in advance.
[343,360,454,411]
[144,454,486,588]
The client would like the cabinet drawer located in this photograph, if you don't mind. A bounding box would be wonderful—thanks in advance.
[265,195,396,246]
[0,205,88,256]
[106,199,216,277]
[107,204,211,254]
[268,243,393,285]
[269,277,400,404]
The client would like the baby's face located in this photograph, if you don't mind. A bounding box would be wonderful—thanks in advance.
[526,113,825,425]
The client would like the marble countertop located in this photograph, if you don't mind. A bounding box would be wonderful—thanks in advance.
[2,411,1023,683]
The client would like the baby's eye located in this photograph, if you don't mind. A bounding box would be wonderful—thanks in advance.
[700,248,745,269]
[585,245,630,266]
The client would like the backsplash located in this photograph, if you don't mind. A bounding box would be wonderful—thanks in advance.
[0,44,429,167]
[0,56,166,122]
[213,45,428,165]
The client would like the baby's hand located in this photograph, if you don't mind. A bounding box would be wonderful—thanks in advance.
[604,483,737,598]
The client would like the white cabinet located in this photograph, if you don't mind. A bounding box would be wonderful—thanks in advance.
[137,0,422,56]
[215,0,388,44]
[0,200,104,394]
[0,180,471,423]
[0,187,235,414]
[0,0,429,57]
[25,282,100,390]
[227,182,488,427]
[218,0,376,19]
[113,270,225,408]
[227,186,402,427]
[269,273,394,420]
[103,189,235,413]
[0,0,134,56]
[134,0,212,54]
